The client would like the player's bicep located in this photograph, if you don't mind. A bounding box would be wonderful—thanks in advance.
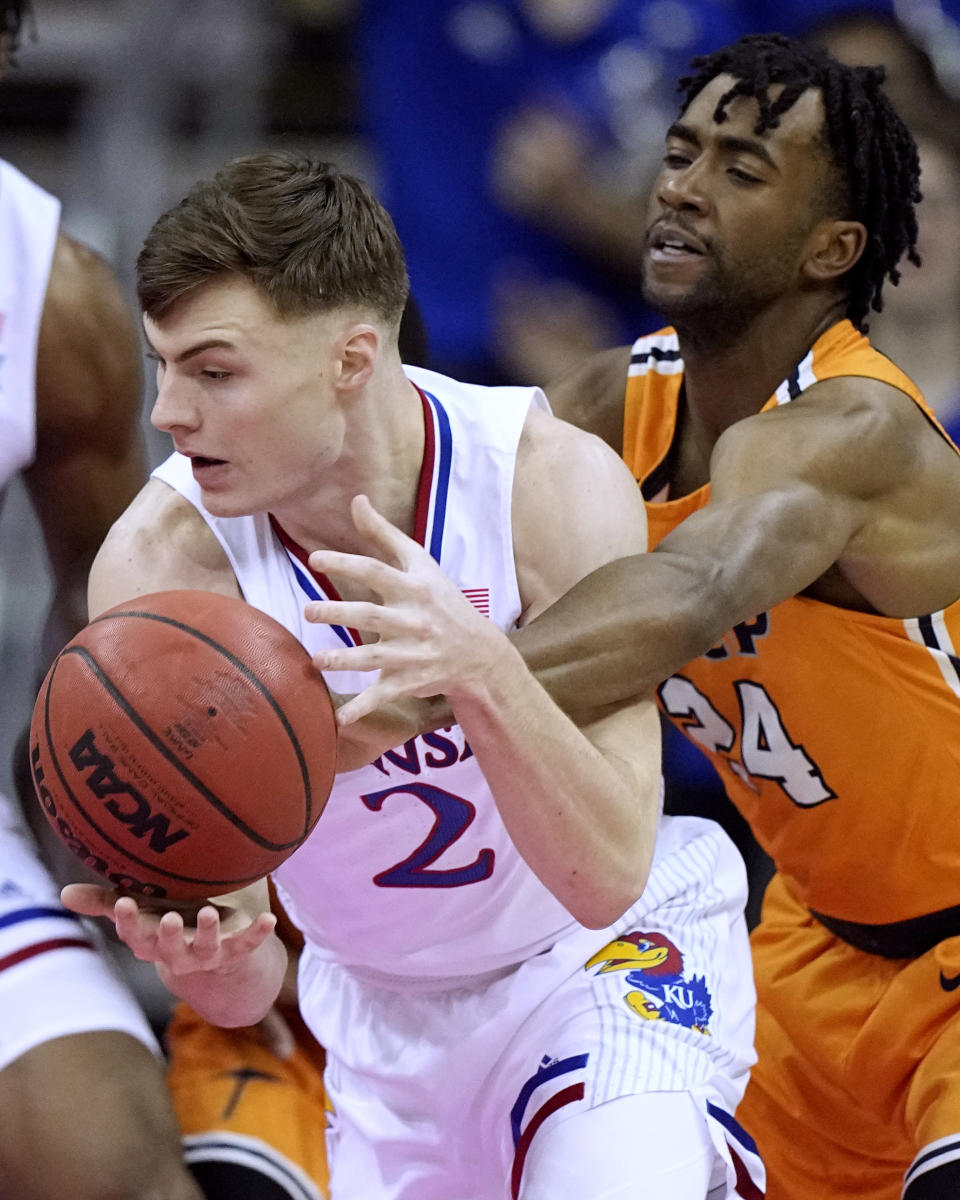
[657,404,872,618]
[513,409,648,624]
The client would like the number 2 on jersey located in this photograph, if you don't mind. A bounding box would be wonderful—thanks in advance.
[361,781,496,887]
[659,675,835,807]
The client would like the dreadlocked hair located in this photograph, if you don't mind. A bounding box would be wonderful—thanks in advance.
[677,32,921,331]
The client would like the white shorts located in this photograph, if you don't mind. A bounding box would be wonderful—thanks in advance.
[0,791,158,1071]
[298,815,765,1199]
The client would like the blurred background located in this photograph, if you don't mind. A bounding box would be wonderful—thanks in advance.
[4,0,960,924]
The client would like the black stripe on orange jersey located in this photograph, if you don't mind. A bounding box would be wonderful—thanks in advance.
[640,430,681,501]
[917,614,960,689]
[810,902,960,959]
[184,1135,321,1200]
[630,345,681,368]
[904,1136,960,1198]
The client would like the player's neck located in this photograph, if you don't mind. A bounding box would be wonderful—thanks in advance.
[272,370,425,558]
[678,296,845,435]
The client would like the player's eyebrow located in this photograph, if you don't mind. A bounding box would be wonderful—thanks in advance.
[174,338,238,363]
[666,121,780,171]
[142,336,237,363]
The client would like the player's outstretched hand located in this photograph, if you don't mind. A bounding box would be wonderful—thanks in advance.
[305,494,517,725]
[61,883,277,978]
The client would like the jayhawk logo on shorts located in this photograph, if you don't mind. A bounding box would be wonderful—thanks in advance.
[584,931,713,1033]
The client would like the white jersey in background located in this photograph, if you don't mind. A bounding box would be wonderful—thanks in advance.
[0,158,59,490]
[0,158,157,1067]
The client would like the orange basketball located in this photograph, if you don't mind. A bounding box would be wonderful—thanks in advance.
[29,590,337,900]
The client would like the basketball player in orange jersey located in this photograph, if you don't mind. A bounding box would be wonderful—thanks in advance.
[486,32,958,1200]
[0,4,207,1196]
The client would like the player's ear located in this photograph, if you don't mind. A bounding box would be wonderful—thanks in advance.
[336,324,379,393]
[802,219,867,284]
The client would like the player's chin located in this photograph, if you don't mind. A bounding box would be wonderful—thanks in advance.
[641,275,703,314]
[196,486,261,519]
[641,259,711,311]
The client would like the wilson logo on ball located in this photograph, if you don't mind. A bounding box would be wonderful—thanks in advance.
[68,728,191,854]
[30,744,170,896]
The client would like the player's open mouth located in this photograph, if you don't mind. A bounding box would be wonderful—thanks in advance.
[648,224,706,257]
[191,456,227,469]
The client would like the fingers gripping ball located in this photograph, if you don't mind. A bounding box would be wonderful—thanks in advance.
[29,590,337,899]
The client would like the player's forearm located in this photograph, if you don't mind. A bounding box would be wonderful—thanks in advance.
[511,551,728,714]
[449,642,661,929]
[156,932,287,1028]
[335,693,454,773]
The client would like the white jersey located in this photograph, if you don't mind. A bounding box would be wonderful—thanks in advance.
[154,367,765,1199]
[0,163,158,1063]
[153,366,588,978]
[0,159,59,490]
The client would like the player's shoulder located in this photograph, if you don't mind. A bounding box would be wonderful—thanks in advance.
[36,231,142,441]
[44,231,117,316]
[98,478,204,562]
[714,372,937,503]
[743,371,927,446]
[519,398,635,483]
[543,344,633,452]
[40,230,140,361]
[91,479,237,614]
[515,403,647,557]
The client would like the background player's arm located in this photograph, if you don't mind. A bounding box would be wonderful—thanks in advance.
[309,411,662,928]
[64,483,285,1026]
[514,375,935,710]
[14,235,150,859]
[22,233,146,657]
[544,343,632,455]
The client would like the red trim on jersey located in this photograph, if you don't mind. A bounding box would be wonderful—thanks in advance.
[731,1145,764,1198]
[269,381,438,646]
[413,385,435,547]
[268,515,364,647]
[510,1082,585,1199]
[0,937,94,974]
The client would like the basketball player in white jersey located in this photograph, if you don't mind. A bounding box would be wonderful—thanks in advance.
[0,5,206,1197]
[64,151,765,1199]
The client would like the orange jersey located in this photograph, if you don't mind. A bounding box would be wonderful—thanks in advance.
[623,320,960,941]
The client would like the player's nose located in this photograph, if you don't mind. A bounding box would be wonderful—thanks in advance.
[150,376,201,434]
[656,163,711,216]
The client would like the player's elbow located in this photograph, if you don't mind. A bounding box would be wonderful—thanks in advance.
[570,874,651,931]
[567,845,655,930]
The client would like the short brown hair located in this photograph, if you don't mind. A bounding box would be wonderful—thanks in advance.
[136,150,410,325]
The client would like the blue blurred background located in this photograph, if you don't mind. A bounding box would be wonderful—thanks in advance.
[5,0,960,925]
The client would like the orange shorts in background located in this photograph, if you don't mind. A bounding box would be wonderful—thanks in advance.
[739,874,960,1199]
[167,1002,330,1200]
